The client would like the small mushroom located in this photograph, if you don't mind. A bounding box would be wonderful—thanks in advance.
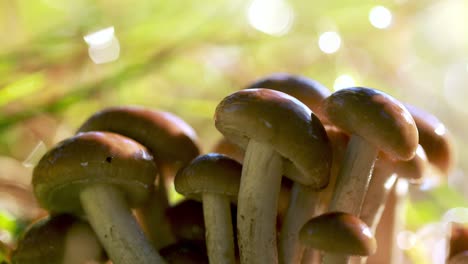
[321,87,418,215]
[215,89,331,264]
[300,211,376,264]
[78,106,200,248]
[11,214,105,264]
[32,131,165,264]
[175,153,241,264]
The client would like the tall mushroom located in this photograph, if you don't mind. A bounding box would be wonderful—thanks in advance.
[299,211,376,264]
[321,87,419,215]
[32,131,166,264]
[78,106,200,248]
[215,89,331,264]
[11,214,106,264]
[175,153,241,264]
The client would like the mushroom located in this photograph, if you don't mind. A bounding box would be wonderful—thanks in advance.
[32,131,165,264]
[448,222,468,261]
[299,211,376,264]
[405,104,454,175]
[166,199,206,246]
[78,106,200,248]
[244,73,331,117]
[361,145,428,231]
[175,153,241,264]
[215,89,331,264]
[11,214,106,264]
[212,138,244,163]
[320,87,418,215]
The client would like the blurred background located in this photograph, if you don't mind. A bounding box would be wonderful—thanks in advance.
[0,0,467,263]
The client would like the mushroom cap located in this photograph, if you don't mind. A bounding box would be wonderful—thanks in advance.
[215,88,332,188]
[11,214,105,264]
[405,104,454,174]
[321,87,418,161]
[299,211,376,256]
[245,73,331,114]
[78,106,200,167]
[160,241,209,264]
[166,200,206,243]
[174,153,241,203]
[33,131,157,214]
[378,144,428,184]
[211,138,245,163]
[448,251,468,264]
[449,223,468,259]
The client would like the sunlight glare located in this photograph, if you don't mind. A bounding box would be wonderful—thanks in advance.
[369,6,393,29]
[318,31,341,54]
[247,0,294,36]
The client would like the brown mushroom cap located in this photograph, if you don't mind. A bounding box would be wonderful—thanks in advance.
[11,214,105,264]
[215,88,331,188]
[405,104,454,174]
[449,223,468,259]
[321,87,418,161]
[78,106,200,167]
[448,251,468,264]
[174,153,241,203]
[166,200,206,243]
[245,73,331,114]
[160,241,209,264]
[211,138,244,163]
[33,131,157,214]
[299,211,376,256]
[379,144,428,183]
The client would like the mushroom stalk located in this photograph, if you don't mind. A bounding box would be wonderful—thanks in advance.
[323,253,349,264]
[136,163,175,249]
[329,135,378,215]
[80,184,166,264]
[279,183,318,264]
[202,193,236,264]
[238,140,283,264]
[360,172,397,231]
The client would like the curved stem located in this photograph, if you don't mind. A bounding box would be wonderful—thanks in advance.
[279,183,318,264]
[329,135,378,215]
[360,172,397,231]
[80,184,166,264]
[136,163,176,249]
[203,193,236,264]
[237,140,283,264]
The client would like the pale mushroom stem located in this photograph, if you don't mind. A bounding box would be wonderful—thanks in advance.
[329,134,378,215]
[279,183,318,264]
[360,172,398,231]
[136,163,176,249]
[238,140,283,264]
[80,184,166,264]
[202,193,236,264]
[323,252,349,264]
[350,172,397,264]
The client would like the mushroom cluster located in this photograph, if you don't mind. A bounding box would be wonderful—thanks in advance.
[7,73,455,264]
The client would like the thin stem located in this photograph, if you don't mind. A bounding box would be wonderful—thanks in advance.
[360,171,397,231]
[237,140,283,264]
[329,135,378,215]
[279,183,318,264]
[203,193,236,264]
[80,184,166,264]
[136,163,176,249]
